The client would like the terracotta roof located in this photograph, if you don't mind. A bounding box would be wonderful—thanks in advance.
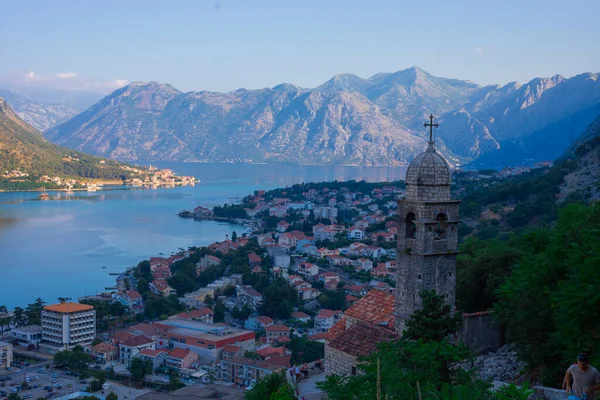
[139,348,167,357]
[111,331,135,343]
[346,295,359,302]
[309,332,327,341]
[324,317,347,341]
[256,346,285,357]
[317,309,341,318]
[126,290,142,299]
[248,253,262,262]
[223,345,241,354]
[44,302,94,313]
[92,342,117,353]
[328,321,399,357]
[168,348,192,359]
[344,289,395,327]
[275,336,291,343]
[265,324,290,332]
[265,354,292,367]
[121,334,154,347]
[255,316,274,325]
[174,308,213,319]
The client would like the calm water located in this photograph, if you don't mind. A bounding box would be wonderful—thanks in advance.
[0,163,406,309]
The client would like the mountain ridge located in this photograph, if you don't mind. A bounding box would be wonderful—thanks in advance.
[43,68,600,167]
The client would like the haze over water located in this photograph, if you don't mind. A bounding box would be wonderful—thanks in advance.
[0,163,406,309]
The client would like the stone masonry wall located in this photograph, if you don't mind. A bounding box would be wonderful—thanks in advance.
[324,342,358,377]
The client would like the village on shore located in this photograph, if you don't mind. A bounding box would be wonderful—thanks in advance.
[0,156,560,400]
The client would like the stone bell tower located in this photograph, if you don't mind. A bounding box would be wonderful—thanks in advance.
[395,114,460,333]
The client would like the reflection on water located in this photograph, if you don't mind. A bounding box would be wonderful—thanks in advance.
[0,163,406,308]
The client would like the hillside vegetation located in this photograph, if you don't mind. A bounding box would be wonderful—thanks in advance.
[0,96,132,189]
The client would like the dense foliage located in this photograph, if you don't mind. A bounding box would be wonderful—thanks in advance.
[244,372,295,400]
[494,203,600,384]
[260,278,300,319]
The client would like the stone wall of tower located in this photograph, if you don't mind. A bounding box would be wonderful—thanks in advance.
[395,197,459,333]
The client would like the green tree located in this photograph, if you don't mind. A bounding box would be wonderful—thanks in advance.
[495,203,600,384]
[403,290,462,342]
[244,372,295,400]
[8,393,22,400]
[168,370,185,392]
[260,279,299,319]
[456,237,522,313]
[106,393,118,400]
[25,297,45,325]
[231,231,238,242]
[317,339,475,399]
[12,306,27,327]
[213,300,226,323]
[129,358,153,380]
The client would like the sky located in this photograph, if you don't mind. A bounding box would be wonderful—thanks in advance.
[1,0,599,94]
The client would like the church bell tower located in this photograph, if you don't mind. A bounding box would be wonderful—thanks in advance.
[395,114,460,333]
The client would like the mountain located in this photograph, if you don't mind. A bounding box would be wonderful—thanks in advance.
[0,84,104,110]
[44,68,600,166]
[0,88,81,131]
[0,96,131,182]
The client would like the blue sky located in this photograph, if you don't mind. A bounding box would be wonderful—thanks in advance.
[1,0,598,93]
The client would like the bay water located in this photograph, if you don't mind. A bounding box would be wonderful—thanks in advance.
[0,163,406,309]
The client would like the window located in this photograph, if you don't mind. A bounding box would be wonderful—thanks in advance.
[351,366,357,376]
[417,273,422,280]
[405,212,416,239]
[434,213,448,240]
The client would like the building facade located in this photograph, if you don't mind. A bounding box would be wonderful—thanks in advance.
[40,303,96,352]
[395,116,459,332]
[11,325,42,345]
[0,341,13,369]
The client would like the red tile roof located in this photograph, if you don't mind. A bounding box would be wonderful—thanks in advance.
[223,345,241,354]
[309,333,327,341]
[317,309,341,318]
[256,346,285,357]
[248,253,262,263]
[110,331,135,343]
[328,321,399,357]
[139,348,167,357]
[168,348,192,359]
[344,289,395,327]
[265,324,290,332]
[126,290,142,299]
[121,335,154,347]
[324,317,347,341]
[256,316,274,325]
[174,308,213,319]
[92,342,117,353]
[44,302,94,313]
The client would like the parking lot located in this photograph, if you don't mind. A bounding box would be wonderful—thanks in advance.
[0,367,88,399]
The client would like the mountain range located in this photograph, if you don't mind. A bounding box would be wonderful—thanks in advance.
[22,67,600,166]
[0,88,82,132]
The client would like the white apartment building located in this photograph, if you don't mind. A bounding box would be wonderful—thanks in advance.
[40,303,96,353]
[0,341,13,369]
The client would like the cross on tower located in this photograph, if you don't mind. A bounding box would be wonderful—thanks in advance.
[424,114,439,143]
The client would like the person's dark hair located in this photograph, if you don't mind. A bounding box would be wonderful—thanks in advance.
[578,352,589,362]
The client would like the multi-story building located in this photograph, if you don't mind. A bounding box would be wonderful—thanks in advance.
[315,309,343,333]
[220,356,287,386]
[166,348,198,370]
[265,325,290,344]
[0,341,13,369]
[11,325,42,345]
[119,335,156,367]
[40,303,96,353]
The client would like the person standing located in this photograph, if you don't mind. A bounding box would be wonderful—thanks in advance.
[565,353,600,399]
